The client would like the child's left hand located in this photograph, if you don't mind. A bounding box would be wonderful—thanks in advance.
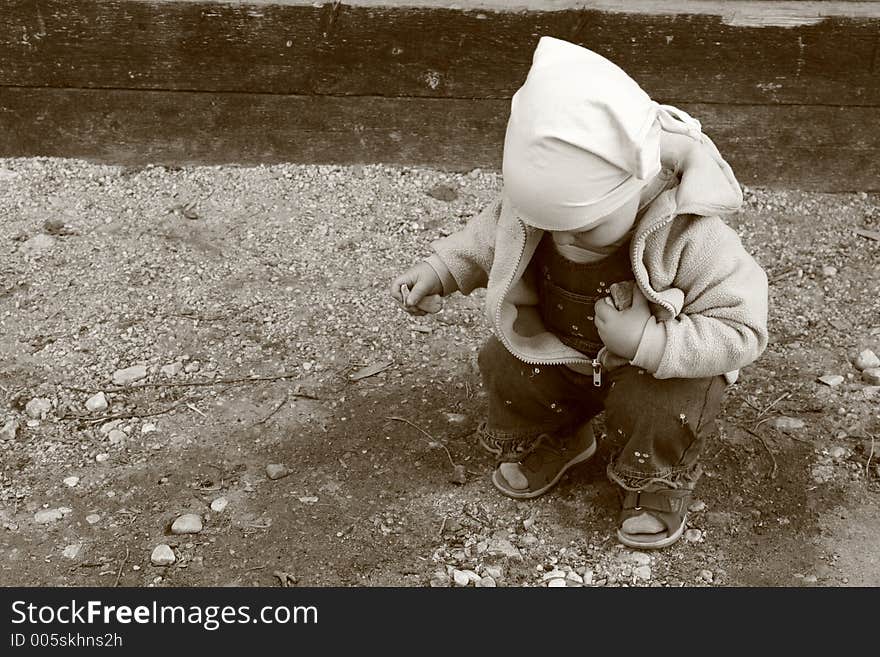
[594,286,652,361]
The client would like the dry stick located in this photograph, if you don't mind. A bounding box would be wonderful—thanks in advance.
[62,397,195,425]
[746,428,778,480]
[66,374,319,395]
[386,416,456,469]
[253,393,290,426]
[866,434,876,477]
[755,392,791,422]
[114,548,129,588]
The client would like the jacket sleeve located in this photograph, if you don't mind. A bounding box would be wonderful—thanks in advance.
[424,196,502,295]
[631,219,769,379]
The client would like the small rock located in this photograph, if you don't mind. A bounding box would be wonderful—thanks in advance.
[62,544,82,559]
[462,569,481,584]
[86,514,101,524]
[85,392,109,412]
[266,463,291,480]
[426,183,458,202]
[184,361,201,374]
[699,569,714,583]
[160,362,184,377]
[150,544,176,566]
[25,398,52,419]
[634,565,652,580]
[452,569,470,587]
[684,528,703,542]
[487,537,522,560]
[688,500,706,513]
[821,266,837,277]
[19,233,56,256]
[26,419,40,428]
[0,419,20,441]
[566,571,584,585]
[542,569,567,581]
[520,533,539,547]
[854,349,880,371]
[863,386,880,399]
[803,574,818,584]
[210,497,228,513]
[770,416,805,432]
[817,374,844,387]
[107,429,126,445]
[34,509,64,524]
[63,476,80,488]
[522,517,535,531]
[546,578,567,588]
[141,423,157,434]
[99,419,122,435]
[829,446,847,460]
[444,412,467,424]
[627,551,652,566]
[448,464,468,485]
[112,365,148,386]
[171,513,203,534]
[95,453,110,463]
[429,572,450,587]
[582,570,594,585]
[862,368,880,385]
[477,576,497,588]
[483,566,503,580]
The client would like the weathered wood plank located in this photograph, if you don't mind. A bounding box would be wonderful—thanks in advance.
[1,1,877,105]
[1,87,876,191]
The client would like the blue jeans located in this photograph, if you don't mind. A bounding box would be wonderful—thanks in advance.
[477,336,727,487]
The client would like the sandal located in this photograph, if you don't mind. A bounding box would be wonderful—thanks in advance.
[491,423,596,499]
[616,487,692,549]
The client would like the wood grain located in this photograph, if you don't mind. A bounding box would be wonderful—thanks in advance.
[2,87,876,190]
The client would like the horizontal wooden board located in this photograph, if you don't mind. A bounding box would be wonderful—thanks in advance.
[1,1,878,105]
[1,87,876,191]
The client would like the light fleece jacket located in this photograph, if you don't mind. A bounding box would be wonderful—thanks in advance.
[424,130,769,383]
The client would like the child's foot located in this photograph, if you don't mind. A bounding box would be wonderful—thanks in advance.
[616,487,692,549]
[491,423,596,499]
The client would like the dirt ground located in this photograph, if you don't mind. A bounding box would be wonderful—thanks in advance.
[1,158,878,588]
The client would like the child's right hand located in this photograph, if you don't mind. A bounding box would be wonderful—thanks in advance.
[390,262,443,316]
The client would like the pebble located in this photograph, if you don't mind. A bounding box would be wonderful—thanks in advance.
[633,565,652,581]
[817,374,844,387]
[99,419,122,435]
[487,537,522,560]
[150,544,176,566]
[86,514,101,524]
[444,412,467,424]
[63,476,80,488]
[19,233,56,256]
[862,368,880,385]
[521,533,539,547]
[34,509,64,524]
[26,419,40,428]
[545,578,566,587]
[483,565,503,580]
[582,570,594,585]
[141,423,157,434]
[542,569,567,581]
[448,464,468,485]
[426,183,459,202]
[684,528,703,542]
[452,569,470,587]
[0,419,19,441]
[688,500,706,513]
[566,571,584,585]
[171,513,203,534]
[477,576,497,588]
[62,544,82,559]
[85,392,109,412]
[112,365,148,386]
[184,361,201,374]
[699,569,714,583]
[770,416,805,432]
[854,349,880,371]
[210,497,229,513]
[821,265,837,277]
[266,463,291,480]
[803,574,818,584]
[161,362,184,377]
[627,551,652,566]
[95,453,110,463]
[829,446,847,460]
[108,429,127,445]
[462,569,481,584]
[25,398,52,419]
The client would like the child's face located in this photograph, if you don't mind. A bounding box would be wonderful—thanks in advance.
[552,192,640,249]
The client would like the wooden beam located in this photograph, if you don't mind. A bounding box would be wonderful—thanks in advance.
[1,1,878,105]
[1,87,877,191]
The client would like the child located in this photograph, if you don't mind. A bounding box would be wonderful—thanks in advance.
[390,37,768,549]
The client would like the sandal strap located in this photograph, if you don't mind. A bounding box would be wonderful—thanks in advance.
[619,488,691,514]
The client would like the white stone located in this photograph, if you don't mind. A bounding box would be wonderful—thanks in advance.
[108,429,126,445]
[684,529,703,542]
[699,569,714,583]
[444,413,467,424]
[184,361,201,374]
[771,417,805,432]
[634,565,652,580]
[62,544,82,559]
[85,392,109,412]
[854,349,880,371]
[63,476,80,488]
[462,569,481,584]
[547,578,567,587]
[95,453,110,463]
[817,374,844,387]
[86,514,101,524]
[150,544,176,566]
[862,368,880,385]
[829,446,847,460]
[34,509,63,524]
[477,576,496,588]
[483,566,503,580]
[171,513,203,534]
[627,551,652,566]
[99,419,122,435]
[25,398,52,419]
[566,571,584,584]
[582,570,594,585]
[689,500,707,513]
[210,497,228,513]
[19,233,56,256]
[141,423,157,434]
[161,362,184,377]
[0,419,19,441]
[821,266,837,277]
[112,365,148,386]
[452,569,470,587]
[266,463,291,480]
[542,569,567,581]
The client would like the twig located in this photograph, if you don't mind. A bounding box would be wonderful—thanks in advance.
[114,548,129,587]
[386,416,456,469]
[867,434,876,477]
[746,428,778,479]
[74,373,315,394]
[253,393,289,426]
[186,403,207,418]
[438,516,447,538]
[246,565,267,572]
[755,392,791,421]
[61,397,194,425]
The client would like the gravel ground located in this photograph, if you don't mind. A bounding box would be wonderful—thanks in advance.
[1,157,878,587]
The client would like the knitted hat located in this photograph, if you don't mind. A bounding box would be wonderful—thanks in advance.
[502,36,702,231]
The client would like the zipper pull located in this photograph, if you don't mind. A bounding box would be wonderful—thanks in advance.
[591,358,602,387]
